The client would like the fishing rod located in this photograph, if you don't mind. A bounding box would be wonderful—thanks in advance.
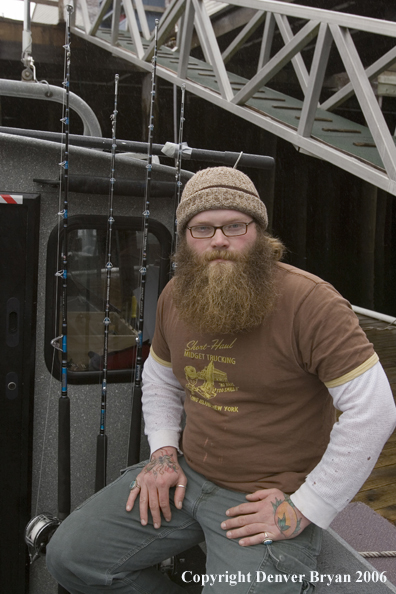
[172,84,186,259]
[56,0,73,529]
[127,20,159,466]
[95,74,119,493]
[24,2,74,576]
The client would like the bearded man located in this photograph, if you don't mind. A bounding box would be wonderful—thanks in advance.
[47,167,396,594]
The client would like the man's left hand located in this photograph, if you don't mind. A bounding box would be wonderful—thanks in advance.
[221,488,311,547]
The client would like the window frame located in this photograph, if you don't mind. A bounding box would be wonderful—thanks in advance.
[44,214,172,384]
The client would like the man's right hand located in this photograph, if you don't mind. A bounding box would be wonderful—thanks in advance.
[125,446,187,529]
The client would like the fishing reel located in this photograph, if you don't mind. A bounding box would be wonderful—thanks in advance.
[25,513,61,563]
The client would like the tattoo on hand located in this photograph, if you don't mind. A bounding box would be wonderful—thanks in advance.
[144,454,178,479]
[271,495,302,537]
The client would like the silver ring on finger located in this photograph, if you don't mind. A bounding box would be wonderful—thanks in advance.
[263,532,273,545]
[130,479,141,490]
[177,484,186,488]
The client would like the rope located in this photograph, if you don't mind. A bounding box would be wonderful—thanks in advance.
[233,151,243,169]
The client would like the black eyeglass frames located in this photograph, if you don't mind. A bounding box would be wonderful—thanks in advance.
[187,220,254,239]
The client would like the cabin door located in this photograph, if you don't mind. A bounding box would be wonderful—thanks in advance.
[0,193,40,593]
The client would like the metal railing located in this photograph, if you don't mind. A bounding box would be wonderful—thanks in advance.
[71,0,396,194]
[0,79,102,137]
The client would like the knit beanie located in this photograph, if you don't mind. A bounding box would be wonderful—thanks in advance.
[176,166,268,233]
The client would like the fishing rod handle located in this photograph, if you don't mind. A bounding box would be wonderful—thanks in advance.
[58,396,71,519]
[128,384,142,466]
[95,434,108,492]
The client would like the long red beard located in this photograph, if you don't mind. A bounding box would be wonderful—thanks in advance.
[172,234,278,334]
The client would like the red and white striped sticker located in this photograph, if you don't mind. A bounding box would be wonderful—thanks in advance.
[0,194,24,204]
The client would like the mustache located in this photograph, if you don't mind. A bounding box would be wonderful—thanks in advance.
[200,250,244,263]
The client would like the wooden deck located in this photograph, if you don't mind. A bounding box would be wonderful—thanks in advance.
[353,314,396,525]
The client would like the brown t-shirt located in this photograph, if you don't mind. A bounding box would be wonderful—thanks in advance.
[151,262,377,494]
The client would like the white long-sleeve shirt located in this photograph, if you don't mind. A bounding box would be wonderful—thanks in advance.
[142,355,396,528]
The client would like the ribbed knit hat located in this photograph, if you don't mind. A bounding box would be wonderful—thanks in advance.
[176,166,268,232]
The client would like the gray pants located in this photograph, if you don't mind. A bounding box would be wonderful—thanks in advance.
[46,457,322,594]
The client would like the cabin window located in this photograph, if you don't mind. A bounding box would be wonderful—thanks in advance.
[45,215,172,384]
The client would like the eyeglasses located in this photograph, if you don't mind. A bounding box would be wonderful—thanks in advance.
[187,220,254,239]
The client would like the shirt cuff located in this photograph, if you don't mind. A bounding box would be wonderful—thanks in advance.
[290,482,339,529]
[148,429,181,456]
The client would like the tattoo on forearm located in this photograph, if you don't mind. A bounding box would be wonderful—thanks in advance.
[271,495,302,537]
[144,453,179,479]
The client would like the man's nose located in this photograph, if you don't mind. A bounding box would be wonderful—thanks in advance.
[210,228,230,248]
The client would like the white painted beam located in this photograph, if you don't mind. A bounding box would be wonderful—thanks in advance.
[232,20,320,105]
[298,22,333,138]
[330,24,396,181]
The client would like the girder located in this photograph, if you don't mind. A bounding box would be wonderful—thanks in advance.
[71,0,396,195]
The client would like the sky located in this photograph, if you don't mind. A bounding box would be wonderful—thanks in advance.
[0,0,35,20]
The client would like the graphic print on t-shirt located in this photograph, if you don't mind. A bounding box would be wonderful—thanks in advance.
[183,339,239,405]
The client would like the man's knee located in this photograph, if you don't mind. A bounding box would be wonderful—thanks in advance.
[46,512,94,584]
[45,525,73,582]
[45,544,61,582]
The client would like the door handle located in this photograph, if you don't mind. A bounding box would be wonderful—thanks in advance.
[6,297,19,347]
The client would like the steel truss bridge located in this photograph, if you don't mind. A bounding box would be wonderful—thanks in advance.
[71,0,396,195]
